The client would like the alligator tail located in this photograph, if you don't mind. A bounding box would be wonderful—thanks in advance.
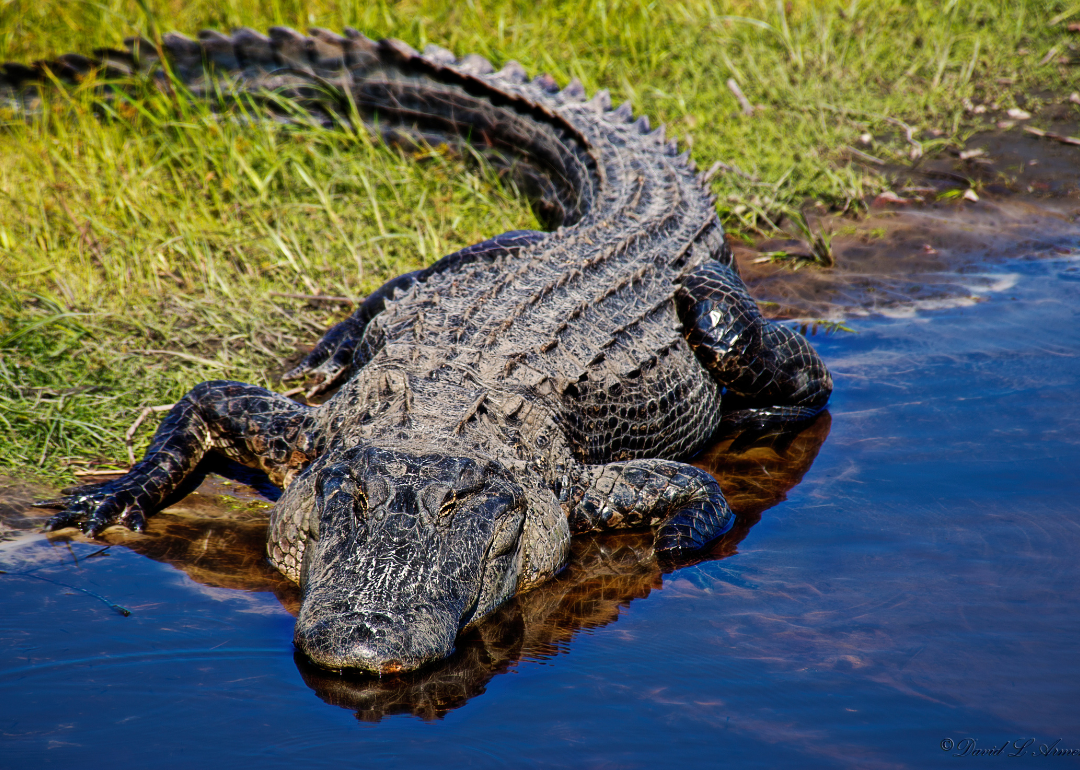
[0,27,716,233]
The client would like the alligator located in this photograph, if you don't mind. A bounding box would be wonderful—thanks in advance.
[6,27,832,674]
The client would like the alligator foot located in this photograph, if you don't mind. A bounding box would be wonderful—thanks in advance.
[35,477,152,536]
[568,459,735,554]
[676,259,832,425]
[283,314,369,396]
[38,381,317,536]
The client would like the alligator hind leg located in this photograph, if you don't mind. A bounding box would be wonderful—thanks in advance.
[285,230,545,395]
[568,460,734,553]
[675,260,832,431]
[37,381,317,536]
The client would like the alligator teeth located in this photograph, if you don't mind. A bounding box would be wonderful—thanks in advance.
[421,44,457,66]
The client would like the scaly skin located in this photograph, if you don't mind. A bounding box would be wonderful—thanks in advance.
[8,27,832,674]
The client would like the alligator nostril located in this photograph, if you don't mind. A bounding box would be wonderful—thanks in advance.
[295,610,456,673]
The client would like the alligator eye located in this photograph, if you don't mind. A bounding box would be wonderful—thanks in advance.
[353,483,368,514]
[338,476,367,515]
[420,483,455,521]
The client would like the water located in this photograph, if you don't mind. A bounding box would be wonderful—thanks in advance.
[2,231,1079,768]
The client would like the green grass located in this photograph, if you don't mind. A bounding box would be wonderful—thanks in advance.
[1,0,1077,480]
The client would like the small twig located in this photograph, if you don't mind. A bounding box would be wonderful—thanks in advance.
[1039,46,1061,66]
[124,404,175,465]
[818,103,923,160]
[922,169,974,185]
[280,386,307,399]
[73,469,128,477]
[702,160,763,184]
[269,291,355,305]
[0,570,131,616]
[882,116,923,159]
[1050,7,1080,25]
[726,78,755,116]
[1023,126,1080,146]
[843,146,887,165]
[135,349,227,368]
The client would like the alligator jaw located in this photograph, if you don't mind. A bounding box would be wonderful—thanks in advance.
[294,604,460,674]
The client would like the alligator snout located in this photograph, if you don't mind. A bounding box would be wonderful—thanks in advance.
[295,605,458,674]
[292,447,529,673]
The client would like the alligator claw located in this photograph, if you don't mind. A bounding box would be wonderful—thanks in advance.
[283,316,363,395]
[34,480,147,537]
[304,356,353,397]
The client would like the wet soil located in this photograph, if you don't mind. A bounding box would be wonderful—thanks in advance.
[736,119,1080,320]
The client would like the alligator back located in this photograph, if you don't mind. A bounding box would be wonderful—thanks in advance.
[353,53,728,465]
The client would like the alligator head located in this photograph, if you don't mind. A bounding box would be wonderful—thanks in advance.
[292,445,528,674]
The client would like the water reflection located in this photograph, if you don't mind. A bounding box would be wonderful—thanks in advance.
[1,414,829,722]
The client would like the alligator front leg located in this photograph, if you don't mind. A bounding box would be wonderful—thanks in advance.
[568,460,734,553]
[676,259,832,431]
[37,381,317,536]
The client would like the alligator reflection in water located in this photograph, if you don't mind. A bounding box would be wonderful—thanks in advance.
[0,415,826,721]
[18,415,823,722]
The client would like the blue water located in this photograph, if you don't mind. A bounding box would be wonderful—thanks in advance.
[2,254,1079,769]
